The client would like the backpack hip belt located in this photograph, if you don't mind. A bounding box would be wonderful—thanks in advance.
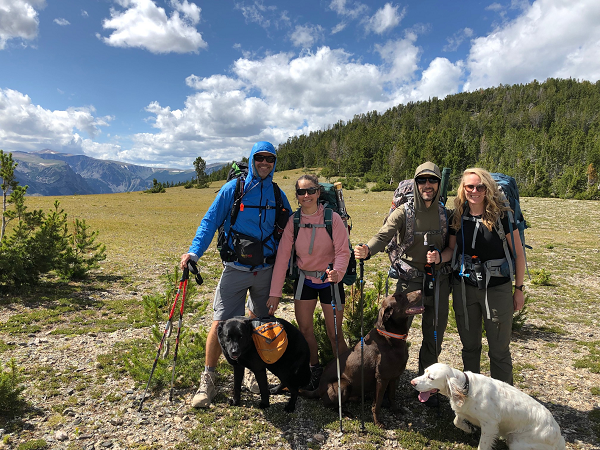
[294,268,342,307]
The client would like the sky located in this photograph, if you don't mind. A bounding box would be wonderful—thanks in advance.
[1,0,600,170]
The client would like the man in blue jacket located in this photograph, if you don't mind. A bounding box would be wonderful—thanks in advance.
[180,141,291,408]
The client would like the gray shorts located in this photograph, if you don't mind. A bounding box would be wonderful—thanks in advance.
[213,265,273,320]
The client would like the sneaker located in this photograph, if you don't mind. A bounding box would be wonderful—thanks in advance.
[244,370,260,394]
[191,372,217,408]
[302,364,323,391]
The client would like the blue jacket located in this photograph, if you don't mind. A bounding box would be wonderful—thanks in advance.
[188,141,291,269]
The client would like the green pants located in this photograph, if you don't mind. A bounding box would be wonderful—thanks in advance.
[398,274,451,376]
[452,279,514,384]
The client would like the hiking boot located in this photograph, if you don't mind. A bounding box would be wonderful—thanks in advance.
[302,364,323,391]
[244,370,260,394]
[191,372,217,408]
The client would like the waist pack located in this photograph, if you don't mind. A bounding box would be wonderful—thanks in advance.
[251,318,288,364]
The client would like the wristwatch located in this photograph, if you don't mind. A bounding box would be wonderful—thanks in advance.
[514,285,524,291]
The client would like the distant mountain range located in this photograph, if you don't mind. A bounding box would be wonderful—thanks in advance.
[10,150,223,196]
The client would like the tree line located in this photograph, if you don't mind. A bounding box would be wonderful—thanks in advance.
[270,77,599,199]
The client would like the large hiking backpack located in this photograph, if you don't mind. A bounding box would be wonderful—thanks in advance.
[216,161,289,267]
[384,179,448,280]
[289,182,357,285]
[490,173,530,276]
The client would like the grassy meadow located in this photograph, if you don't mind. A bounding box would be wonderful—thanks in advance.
[2,168,600,449]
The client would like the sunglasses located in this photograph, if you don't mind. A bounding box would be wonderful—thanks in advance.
[415,177,440,185]
[464,184,487,193]
[296,187,319,196]
[254,154,276,163]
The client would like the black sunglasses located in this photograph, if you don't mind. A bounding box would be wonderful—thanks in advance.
[254,154,276,163]
[415,177,440,185]
[296,187,319,196]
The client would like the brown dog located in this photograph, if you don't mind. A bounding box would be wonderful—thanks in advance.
[301,291,423,427]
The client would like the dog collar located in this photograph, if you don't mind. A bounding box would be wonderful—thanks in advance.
[463,372,470,395]
[377,329,408,340]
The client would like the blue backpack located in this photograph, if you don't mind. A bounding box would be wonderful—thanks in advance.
[490,173,530,277]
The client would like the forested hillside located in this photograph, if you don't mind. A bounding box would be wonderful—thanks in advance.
[275,78,600,199]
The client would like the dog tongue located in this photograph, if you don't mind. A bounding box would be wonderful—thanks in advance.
[418,390,433,402]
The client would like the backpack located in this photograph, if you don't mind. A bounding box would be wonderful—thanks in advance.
[251,317,288,364]
[289,182,357,285]
[216,161,289,266]
[384,179,448,280]
[490,173,530,277]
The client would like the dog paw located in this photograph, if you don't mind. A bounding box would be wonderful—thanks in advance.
[284,402,296,413]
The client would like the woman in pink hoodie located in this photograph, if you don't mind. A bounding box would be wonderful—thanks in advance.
[267,174,351,390]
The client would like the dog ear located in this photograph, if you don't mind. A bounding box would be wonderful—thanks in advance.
[376,305,394,327]
[447,377,466,407]
[217,320,225,339]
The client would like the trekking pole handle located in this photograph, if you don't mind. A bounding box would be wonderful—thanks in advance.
[428,245,436,270]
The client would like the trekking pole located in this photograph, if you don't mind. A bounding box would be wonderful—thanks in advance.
[328,264,344,433]
[428,245,438,362]
[358,245,365,433]
[138,261,198,412]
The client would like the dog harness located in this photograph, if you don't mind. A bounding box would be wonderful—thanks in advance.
[377,329,408,340]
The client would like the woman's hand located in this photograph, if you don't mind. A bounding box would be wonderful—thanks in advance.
[180,253,191,270]
[326,268,340,283]
[513,289,525,311]
[266,296,280,315]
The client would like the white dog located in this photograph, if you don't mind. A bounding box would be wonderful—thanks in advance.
[411,363,566,450]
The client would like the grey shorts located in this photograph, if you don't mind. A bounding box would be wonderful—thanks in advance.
[213,265,273,321]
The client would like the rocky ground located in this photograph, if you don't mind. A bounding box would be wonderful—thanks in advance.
[1,281,599,450]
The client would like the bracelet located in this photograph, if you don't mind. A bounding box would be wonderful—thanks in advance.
[436,249,442,263]
[514,285,524,291]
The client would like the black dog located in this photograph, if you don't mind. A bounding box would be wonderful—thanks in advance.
[217,316,311,412]
[301,291,423,427]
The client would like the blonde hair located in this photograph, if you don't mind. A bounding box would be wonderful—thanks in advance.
[452,168,511,231]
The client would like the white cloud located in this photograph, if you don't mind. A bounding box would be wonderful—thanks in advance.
[81,10,88,17]
[365,3,405,35]
[54,18,70,26]
[464,0,600,91]
[234,1,278,29]
[290,24,324,48]
[99,0,207,54]
[0,88,113,153]
[443,27,474,52]
[329,0,368,20]
[409,57,464,101]
[0,0,46,49]
[118,42,464,167]
[331,22,347,34]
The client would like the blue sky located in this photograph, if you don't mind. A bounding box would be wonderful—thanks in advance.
[1,0,599,169]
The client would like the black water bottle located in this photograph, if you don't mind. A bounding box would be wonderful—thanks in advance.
[471,256,486,290]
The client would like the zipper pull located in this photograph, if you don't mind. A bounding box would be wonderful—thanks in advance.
[240,203,244,211]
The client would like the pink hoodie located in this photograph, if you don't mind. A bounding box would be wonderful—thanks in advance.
[269,204,351,298]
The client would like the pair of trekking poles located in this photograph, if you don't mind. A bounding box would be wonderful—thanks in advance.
[138,261,203,412]
[328,250,367,434]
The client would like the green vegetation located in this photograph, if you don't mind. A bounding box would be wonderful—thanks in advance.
[0,150,106,287]
[275,78,600,200]
[0,359,26,417]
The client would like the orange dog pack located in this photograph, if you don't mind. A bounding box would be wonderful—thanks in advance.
[251,318,288,364]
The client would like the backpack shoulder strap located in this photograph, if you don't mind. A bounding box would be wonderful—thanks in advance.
[494,218,515,281]
[324,207,333,240]
[293,208,302,242]
[228,177,245,229]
